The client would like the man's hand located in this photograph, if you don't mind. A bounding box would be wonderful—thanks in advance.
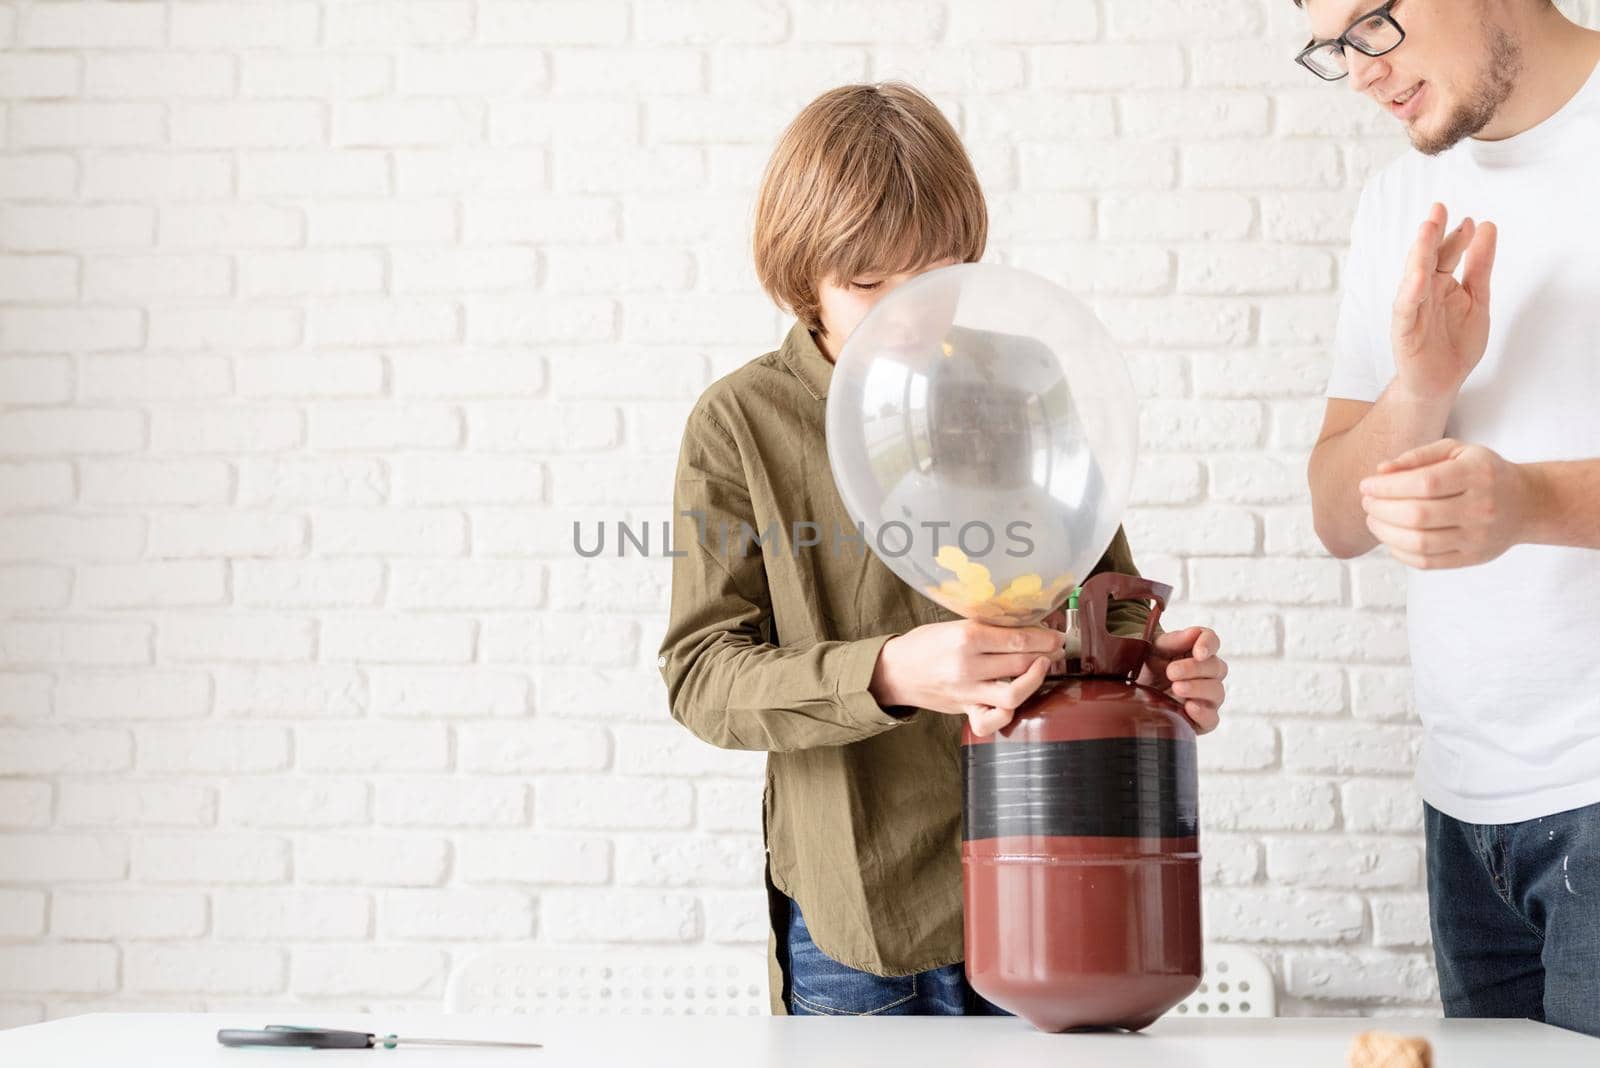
[1136,627,1226,735]
[870,620,1061,738]
[1391,203,1497,403]
[1360,438,1536,569]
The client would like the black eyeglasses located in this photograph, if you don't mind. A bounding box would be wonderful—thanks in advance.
[1295,1,1406,81]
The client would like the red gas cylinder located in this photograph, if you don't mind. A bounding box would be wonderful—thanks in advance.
[961,572,1201,1032]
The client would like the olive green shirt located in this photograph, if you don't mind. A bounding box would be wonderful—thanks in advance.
[657,323,1148,1012]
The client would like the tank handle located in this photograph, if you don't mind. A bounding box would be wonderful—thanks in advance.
[1076,572,1172,681]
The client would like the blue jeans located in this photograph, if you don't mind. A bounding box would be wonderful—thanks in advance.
[1425,800,1600,1036]
[780,896,1011,1016]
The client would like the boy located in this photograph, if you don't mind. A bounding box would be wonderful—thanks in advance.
[657,83,1228,1016]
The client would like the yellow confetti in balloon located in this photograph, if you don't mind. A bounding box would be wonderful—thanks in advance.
[1005,574,1043,597]
[927,546,1074,623]
[955,561,990,586]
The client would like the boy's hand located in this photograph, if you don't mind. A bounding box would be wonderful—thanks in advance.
[870,620,1060,738]
[1136,627,1226,735]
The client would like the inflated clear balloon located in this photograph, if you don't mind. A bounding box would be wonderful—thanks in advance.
[826,263,1138,627]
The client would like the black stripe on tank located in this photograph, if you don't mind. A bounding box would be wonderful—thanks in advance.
[962,736,1198,841]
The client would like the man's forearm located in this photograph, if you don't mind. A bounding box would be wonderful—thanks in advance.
[1308,381,1454,558]
[1523,459,1600,550]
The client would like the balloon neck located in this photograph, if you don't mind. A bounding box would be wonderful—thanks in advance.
[1058,605,1083,675]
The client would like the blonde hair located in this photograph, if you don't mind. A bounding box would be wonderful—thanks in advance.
[753,82,987,333]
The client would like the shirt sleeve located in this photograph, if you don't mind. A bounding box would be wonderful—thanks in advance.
[1325,184,1385,403]
[657,406,909,753]
[1091,525,1155,639]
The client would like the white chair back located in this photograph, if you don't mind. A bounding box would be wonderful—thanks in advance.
[1173,945,1277,1018]
[446,947,768,1016]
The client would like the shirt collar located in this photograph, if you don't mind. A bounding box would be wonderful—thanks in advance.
[1466,55,1600,167]
[777,321,834,400]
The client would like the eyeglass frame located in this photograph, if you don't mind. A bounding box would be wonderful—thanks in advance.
[1294,1,1407,82]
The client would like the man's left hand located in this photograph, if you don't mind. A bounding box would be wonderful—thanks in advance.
[1360,438,1534,569]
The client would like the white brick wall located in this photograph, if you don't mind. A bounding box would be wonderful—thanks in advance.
[2,0,1596,1029]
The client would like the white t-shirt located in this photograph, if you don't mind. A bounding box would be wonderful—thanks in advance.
[1327,62,1600,825]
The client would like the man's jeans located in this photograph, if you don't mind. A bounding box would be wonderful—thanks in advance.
[1426,800,1600,1036]
[780,896,1010,1016]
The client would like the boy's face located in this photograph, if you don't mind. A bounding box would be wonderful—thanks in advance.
[814,256,959,361]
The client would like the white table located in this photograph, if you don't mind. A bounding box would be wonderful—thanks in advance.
[1,1012,1595,1067]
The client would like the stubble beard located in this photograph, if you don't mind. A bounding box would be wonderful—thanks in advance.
[1409,25,1523,156]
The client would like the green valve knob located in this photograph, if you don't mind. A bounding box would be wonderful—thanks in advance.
[1066,587,1082,611]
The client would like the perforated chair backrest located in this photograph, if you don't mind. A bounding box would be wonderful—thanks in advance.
[1172,946,1277,1018]
[446,947,769,1017]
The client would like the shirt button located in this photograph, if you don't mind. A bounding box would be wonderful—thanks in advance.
[656,655,667,668]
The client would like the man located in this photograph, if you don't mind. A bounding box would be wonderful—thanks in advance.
[1298,0,1600,1037]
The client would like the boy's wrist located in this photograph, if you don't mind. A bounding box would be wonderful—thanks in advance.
[869,636,913,709]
